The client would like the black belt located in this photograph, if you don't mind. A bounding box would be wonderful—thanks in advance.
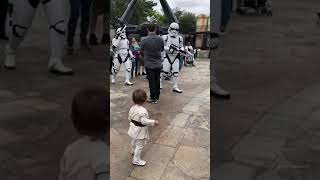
[131,120,146,127]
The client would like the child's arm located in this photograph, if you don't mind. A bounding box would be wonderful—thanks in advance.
[140,116,155,126]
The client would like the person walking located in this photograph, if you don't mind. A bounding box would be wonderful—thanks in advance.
[131,38,141,77]
[0,0,9,40]
[67,0,93,54]
[140,24,164,104]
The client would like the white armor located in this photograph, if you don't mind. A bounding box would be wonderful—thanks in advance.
[111,27,134,85]
[3,0,73,75]
[185,44,194,66]
[161,22,183,93]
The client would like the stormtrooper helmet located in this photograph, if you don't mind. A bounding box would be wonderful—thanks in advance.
[168,22,179,37]
[116,27,126,39]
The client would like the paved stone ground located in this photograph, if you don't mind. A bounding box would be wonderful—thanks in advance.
[213,0,320,179]
[0,9,106,180]
[111,59,210,180]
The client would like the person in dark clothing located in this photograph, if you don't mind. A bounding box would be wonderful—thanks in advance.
[67,0,93,54]
[0,0,9,40]
[140,24,164,104]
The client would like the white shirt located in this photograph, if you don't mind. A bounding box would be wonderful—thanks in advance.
[59,136,108,180]
[128,105,155,140]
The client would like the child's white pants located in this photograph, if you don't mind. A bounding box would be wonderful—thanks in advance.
[131,139,145,162]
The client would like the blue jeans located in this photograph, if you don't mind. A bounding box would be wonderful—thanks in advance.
[67,0,93,46]
[221,0,233,28]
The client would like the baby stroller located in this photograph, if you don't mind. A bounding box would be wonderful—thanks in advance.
[237,0,272,16]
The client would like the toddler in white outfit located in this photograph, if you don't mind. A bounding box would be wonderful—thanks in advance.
[128,89,159,166]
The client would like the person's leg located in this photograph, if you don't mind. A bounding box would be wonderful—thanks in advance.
[135,57,140,75]
[89,0,98,45]
[0,0,9,38]
[131,60,134,78]
[80,0,92,47]
[212,0,222,33]
[43,0,73,74]
[4,0,37,69]
[131,139,136,155]
[101,12,108,44]
[132,139,146,165]
[146,68,156,101]
[172,58,182,93]
[67,0,80,52]
[155,68,161,100]
[124,56,133,85]
[111,54,121,83]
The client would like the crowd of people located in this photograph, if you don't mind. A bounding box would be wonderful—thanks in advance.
[0,0,108,75]
[110,23,200,103]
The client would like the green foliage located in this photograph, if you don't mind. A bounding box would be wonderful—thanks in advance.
[110,0,197,33]
[178,11,197,34]
[110,0,158,27]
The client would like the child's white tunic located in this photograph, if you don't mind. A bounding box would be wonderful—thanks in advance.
[128,105,155,140]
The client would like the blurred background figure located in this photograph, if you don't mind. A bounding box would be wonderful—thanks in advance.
[89,0,108,45]
[131,38,141,77]
[67,0,93,54]
[0,0,9,40]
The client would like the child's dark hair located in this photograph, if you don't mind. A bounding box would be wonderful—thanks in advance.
[71,86,108,137]
[132,89,147,105]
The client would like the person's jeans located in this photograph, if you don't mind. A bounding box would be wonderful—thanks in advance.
[0,0,8,35]
[221,0,233,28]
[131,57,140,76]
[67,0,93,46]
[146,68,161,100]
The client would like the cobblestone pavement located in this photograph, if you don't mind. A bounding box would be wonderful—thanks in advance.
[0,10,106,180]
[213,0,320,179]
[111,59,210,180]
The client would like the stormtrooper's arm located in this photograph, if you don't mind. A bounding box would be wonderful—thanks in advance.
[162,35,170,52]
[112,38,120,49]
[179,36,184,51]
[129,49,134,58]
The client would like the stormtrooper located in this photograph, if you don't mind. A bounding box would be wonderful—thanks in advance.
[3,0,73,75]
[161,22,184,93]
[111,27,134,85]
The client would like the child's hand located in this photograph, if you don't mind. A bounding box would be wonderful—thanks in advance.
[154,120,160,127]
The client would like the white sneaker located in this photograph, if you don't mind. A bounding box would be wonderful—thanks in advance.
[125,81,133,86]
[173,87,183,93]
[4,54,16,69]
[132,159,146,166]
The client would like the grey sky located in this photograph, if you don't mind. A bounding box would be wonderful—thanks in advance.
[154,0,210,16]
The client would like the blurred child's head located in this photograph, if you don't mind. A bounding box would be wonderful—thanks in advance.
[132,89,147,105]
[71,86,108,139]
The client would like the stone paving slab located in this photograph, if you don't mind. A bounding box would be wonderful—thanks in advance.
[130,144,175,180]
[128,88,210,180]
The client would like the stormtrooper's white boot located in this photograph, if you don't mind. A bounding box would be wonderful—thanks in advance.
[125,71,133,85]
[172,76,183,93]
[48,58,73,75]
[4,45,16,69]
[111,74,115,84]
